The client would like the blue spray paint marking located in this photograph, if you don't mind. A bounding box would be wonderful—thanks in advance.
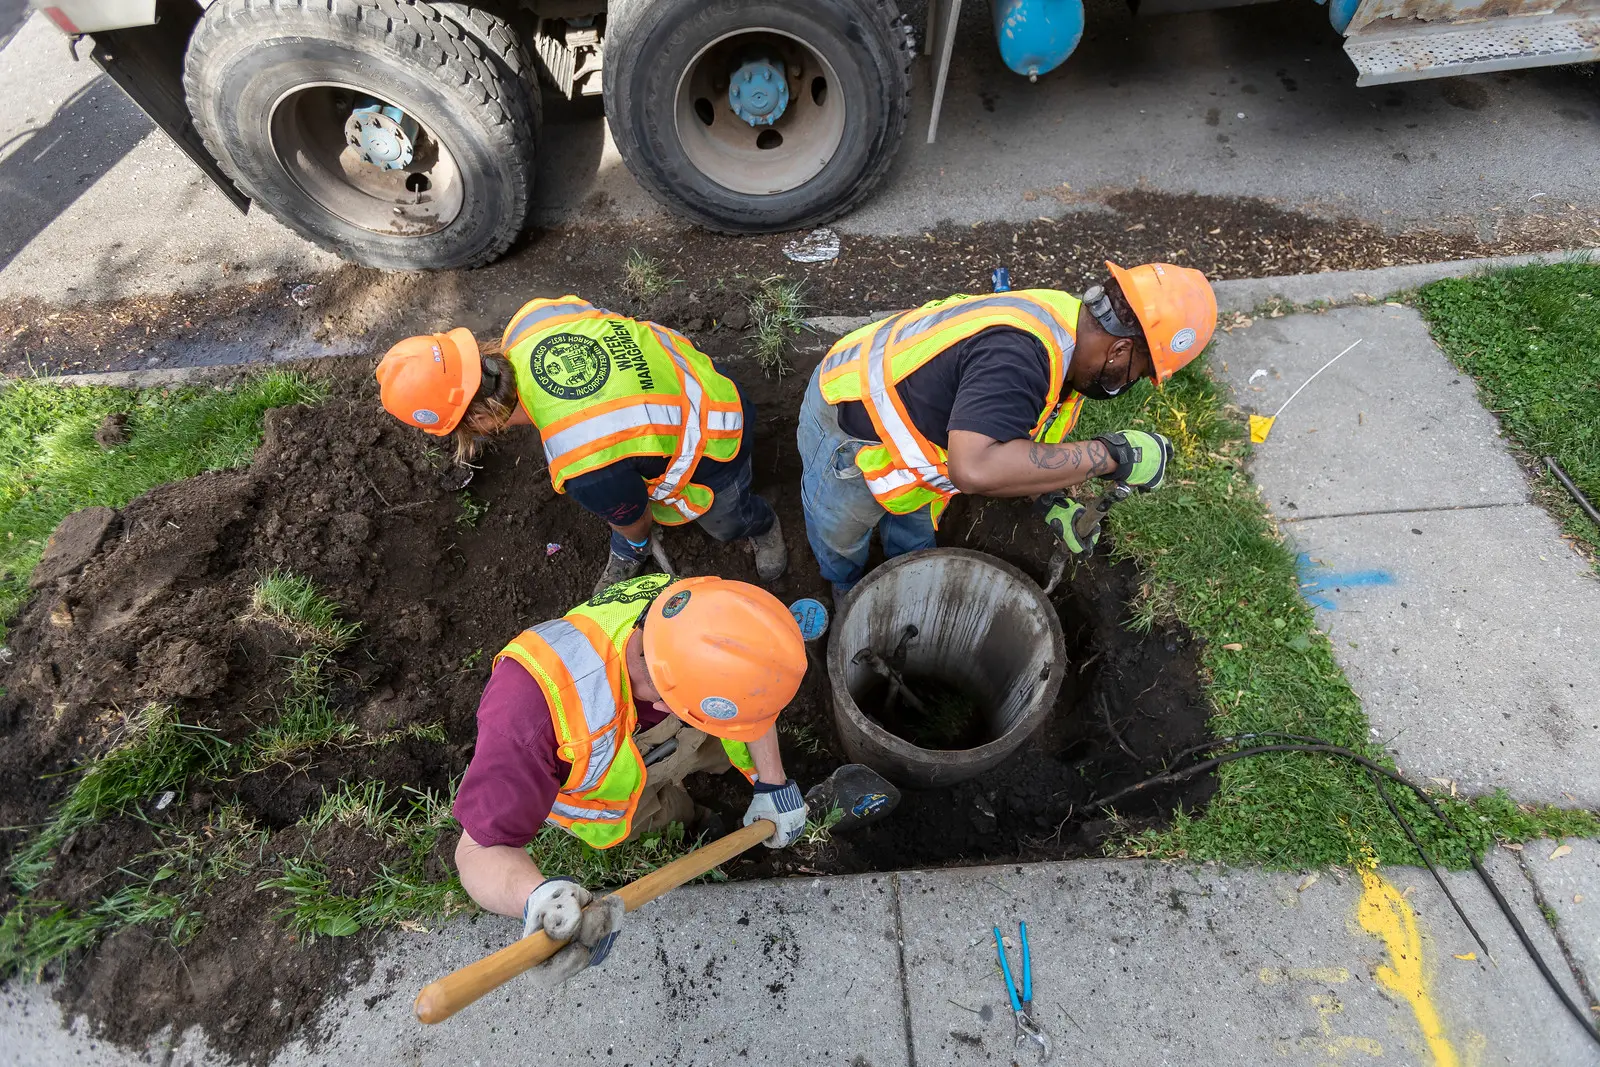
[1295,553,1395,610]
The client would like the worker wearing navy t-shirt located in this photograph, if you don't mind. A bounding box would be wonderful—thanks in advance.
[800,262,1218,598]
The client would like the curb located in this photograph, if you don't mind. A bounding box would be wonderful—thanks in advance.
[1208,249,1590,313]
[15,250,1593,387]
[802,249,1594,339]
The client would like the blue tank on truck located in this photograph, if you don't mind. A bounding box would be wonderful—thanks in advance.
[991,0,1086,80]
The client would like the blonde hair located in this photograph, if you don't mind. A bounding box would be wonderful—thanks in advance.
[451,337,518,464]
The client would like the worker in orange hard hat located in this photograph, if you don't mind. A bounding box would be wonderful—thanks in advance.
[451,572,808,985]
[801,262,1216,597]
[375,298,787,596]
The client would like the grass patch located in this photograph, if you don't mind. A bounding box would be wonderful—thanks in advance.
[456,490,490,528]
[779,719,827,756]
[745,276,810,375]
[527,821,713,892]
[248,570,362,650]
[7,704,231,892]
[1,803,265,979]
[244,575,363,766]
[0,370,326,634]
[249,650,358,766]
[1070,357,1600,868]
[261,781,467,939]
[623,250,676,300]
[1414,261,1600,562]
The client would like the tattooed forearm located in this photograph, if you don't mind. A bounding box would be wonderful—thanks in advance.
[1028,440,1115,475]
[1028,441,1080,470]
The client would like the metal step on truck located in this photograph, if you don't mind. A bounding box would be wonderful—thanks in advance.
[30,0,1600,271]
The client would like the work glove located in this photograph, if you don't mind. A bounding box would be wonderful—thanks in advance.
[1093,430,1173,492]
[523,876,591,940]
[522,878,625,987]
[743,779,808,849]
[1037,493,1099,560]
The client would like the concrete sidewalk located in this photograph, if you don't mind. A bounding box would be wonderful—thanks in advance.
[4,849,1597,1066]
[1211,304,1600,808]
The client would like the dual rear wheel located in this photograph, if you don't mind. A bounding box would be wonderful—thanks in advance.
[182,0,909,269]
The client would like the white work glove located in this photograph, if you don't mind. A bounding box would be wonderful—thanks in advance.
[522,878,625,988]
[522,876,590,940]
[742,780,808,848]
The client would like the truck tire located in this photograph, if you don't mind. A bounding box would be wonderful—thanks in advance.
[603,0,911,233]
[184,0,539,271]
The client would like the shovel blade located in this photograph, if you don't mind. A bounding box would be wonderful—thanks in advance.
[806,764,901,832]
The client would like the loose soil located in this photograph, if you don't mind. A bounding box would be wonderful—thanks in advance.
[1,187,1594,377]
[0,284,1208,1060]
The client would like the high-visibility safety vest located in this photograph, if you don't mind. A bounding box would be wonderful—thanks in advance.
[494,573,758,849]
[817,290,1086,528]
[502,296,745,525]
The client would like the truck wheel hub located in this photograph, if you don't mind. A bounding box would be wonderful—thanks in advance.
[727,57,789,126]
[344,100,419,170]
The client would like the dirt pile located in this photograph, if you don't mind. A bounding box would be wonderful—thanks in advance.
[0,338,1208,1059]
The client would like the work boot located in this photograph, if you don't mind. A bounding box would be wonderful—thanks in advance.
[750,516,788,582]
[593,551,645,596]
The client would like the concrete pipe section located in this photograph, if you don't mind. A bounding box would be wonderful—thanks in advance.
[827,548,1066,789]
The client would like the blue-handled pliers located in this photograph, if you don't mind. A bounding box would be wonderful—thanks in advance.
[993,922,1052,1062]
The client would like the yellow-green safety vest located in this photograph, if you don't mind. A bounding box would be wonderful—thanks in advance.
[503,296,745,525]
[495,573,756,849]
[817,290,1086,527]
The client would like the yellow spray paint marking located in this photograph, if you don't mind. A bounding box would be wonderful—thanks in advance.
[1273,994,1383,1062]
[1357,866,1461,1067]
[1259,966,1352,985]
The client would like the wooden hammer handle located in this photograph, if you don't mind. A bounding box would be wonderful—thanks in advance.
[413,819,774,1024]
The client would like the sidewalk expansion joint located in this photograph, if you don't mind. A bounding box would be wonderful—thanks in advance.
[890,872,919,1067]
[1281,501,1526,523]
[1511,853,1600,1025]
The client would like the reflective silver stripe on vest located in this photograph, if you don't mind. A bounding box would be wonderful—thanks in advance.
[542,402,686,465]
[648,330,704,504]
[531,619,618,793]
[865,467,918,496]
[707,409,743,433]
[864,322,957,495]
[504,298,604,349]
[549,801,625,823]
[892,294,1073,355]
[820,335,870,376]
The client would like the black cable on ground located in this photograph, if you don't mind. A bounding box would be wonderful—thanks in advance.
[1364,767,1492,962]
[1089,738,1600,1046]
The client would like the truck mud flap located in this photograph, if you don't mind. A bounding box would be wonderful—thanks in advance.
[90,0,250,213]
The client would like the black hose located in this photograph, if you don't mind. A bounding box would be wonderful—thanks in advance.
[1546,456,1600,529]
[1364,767,1491,962]
[1090,739,1600,1045]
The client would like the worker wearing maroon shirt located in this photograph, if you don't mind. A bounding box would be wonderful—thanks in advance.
[451,572,809,983]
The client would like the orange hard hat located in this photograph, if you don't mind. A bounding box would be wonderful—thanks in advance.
[374,327,482,436]
[641,576,806,742]
[1106,261,1218,385]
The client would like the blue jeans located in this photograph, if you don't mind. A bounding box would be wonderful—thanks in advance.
[797,365,935,593]
[695,444,776,542]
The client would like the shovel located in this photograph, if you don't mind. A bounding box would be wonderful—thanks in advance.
[413,762,900,1024]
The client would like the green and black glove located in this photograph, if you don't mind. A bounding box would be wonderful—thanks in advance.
[1038,493,1099,560]
[1094,430,1173,492]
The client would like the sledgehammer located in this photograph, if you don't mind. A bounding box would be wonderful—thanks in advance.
[413,765,899,1024]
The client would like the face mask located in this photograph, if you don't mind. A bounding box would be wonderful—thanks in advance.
[1079,346,1134,400]
[1078,379,1124,401]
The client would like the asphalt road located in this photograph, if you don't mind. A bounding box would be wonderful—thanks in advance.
[0,0,1595,303]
